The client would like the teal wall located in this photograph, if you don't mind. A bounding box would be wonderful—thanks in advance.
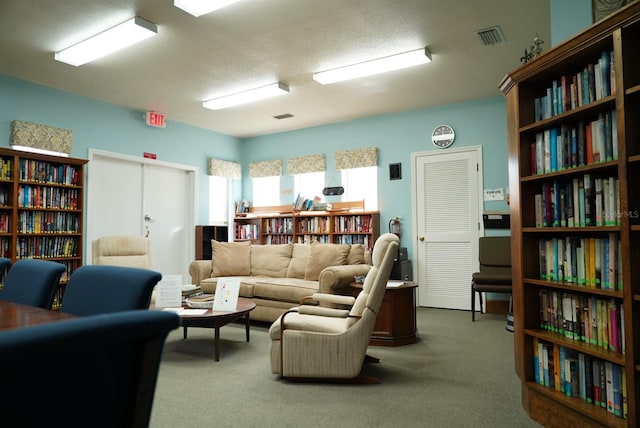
[0,74,241,223]
[550,0,592,46]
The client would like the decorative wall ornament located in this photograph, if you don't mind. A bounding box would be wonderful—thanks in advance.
[520,34,544,64]
[334,147,377,170]
[10,120,72,155]
[207,158,241,179]
[287,154,326,175]
[248,159,282,178]
[592,0,632,22]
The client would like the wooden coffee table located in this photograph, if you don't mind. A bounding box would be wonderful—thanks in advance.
[155,297,256,361]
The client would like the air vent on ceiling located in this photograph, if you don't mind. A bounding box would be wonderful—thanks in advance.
[476,26,505,46]
[274,113,294,120]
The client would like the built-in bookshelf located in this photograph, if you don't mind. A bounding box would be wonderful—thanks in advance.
[501,3,640,426]
[0,147,87,308]
[233,201,379,249]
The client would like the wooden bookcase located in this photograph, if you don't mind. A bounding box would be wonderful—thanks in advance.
[233,201,380,249]
[500,3,640,426]
[0,147,87,308]
[195,225,228,259]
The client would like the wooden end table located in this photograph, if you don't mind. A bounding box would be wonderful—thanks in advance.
[350,281,418,346]
[152,297,256,361]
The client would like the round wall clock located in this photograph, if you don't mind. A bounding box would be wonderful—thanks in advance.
[431,124,455,149]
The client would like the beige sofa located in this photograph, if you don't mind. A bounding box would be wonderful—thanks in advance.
[188,241,372,322]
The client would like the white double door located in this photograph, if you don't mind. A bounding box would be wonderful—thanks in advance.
[86,149,196,282]
[412,146,483,310]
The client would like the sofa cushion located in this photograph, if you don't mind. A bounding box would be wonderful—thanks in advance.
[304,243,350,281]
[251,244,292,277]
[211,240,251,277]
[347,244,366,264]
[286,244,311,279]
[254,277,319,303]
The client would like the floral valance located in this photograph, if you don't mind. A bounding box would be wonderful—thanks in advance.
[287,154,326,175]
[10,120,72,155]
[248,159,282,178]
[207,158,241,179]
[335,147,377,170]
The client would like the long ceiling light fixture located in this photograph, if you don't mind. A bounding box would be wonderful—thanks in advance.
[313,47,432,85]
[203,82,290,110]
[54,17,157,67]
[174,0,242,17]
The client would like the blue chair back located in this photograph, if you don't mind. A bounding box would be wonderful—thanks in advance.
[0,259,66,309]
[0,257,12,282]
[0,310,180,428]
[60,265,162,316]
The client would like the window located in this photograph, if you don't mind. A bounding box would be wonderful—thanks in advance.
[252,175,280,207]
[293,171,325,201]
[209,175,230,225]
[341,166,377,210]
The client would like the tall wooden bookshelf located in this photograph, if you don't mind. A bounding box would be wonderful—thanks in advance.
[501,3,640,426]
[0,147,87,308]
[233,202,379,249]
[195,225,228,259]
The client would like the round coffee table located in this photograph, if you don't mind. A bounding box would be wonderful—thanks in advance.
[175,297,256,361]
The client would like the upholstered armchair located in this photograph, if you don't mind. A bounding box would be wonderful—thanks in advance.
[92,235,152,269]
[269,233,399,383]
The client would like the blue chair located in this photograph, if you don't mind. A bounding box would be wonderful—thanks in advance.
[0,309,180,428]
[60,265,162,316]
[0,259,66,309]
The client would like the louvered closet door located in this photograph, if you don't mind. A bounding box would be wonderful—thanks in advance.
[415,147,482,309]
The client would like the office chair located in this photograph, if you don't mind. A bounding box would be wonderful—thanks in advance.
[0,310,180,428]
[0,258,66,309]
[471,236,512,321]
[60,265,162,316]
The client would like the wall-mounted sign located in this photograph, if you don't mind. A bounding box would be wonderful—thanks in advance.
[145,111,166,128]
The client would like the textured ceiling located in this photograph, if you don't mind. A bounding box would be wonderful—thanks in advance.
[0,0,551,138]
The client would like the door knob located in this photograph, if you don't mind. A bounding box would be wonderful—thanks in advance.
[144,214,153,222]
[419,236,425,241]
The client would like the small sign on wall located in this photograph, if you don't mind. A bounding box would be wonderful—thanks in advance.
[145,111,166,128]
[483,188,504,201]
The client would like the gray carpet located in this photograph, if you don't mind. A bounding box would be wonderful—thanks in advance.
[150,307,541,428]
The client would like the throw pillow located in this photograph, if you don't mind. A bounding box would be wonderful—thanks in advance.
[347,244,366,264]
[211,240,251,277]
[304,243,350,281]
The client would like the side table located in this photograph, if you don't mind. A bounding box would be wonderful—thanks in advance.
[350,281,418,346]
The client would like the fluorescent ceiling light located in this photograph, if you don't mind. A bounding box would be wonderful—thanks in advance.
[313,47,431,85]
[174,0,241,17]
[54,17,157,67]
[203,82,290,110]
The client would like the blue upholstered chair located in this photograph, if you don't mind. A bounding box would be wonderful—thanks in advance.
[0,257,12,280]
[0,258,66,309]
[60,265,162,316]
[0,309,180,428]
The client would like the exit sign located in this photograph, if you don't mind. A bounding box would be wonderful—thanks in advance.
[146,111,166,128]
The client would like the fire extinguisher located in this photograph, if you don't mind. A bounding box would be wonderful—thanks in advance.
[389,216,401,239]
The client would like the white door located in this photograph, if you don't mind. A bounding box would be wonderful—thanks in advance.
[412,146,483,309]
[86,150,196,282]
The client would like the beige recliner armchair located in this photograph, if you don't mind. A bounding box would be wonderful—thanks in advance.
[268,232,399,383]
[92,235,152,269]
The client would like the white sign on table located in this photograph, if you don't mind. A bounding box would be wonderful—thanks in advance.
[154,274,182,308]
[213,277,240,312]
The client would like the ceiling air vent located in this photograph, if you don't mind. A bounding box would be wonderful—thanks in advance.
[274,113,294,120]
[476,26,505,46]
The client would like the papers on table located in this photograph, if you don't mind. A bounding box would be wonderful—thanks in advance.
[162,308,208,315]
[213,277,241,311]
[155,274,183,308]
[386,280,406,288]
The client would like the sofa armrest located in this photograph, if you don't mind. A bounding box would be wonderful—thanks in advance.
[189,260,212,286]
[318,264,371,297]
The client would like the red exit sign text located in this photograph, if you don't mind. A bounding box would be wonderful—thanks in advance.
[146,112,166,128]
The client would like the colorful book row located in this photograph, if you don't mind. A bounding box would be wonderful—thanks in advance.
[264,235,293,245]
[18,185,80,210]
[297,216,330,233]
[335,235,372,247]
[539,289,624,353]
[531,111,617,176]
[333,215,374,233]
[0,213,10,234]
[534,50,614,121]
[234,223,259,240]
[17,211,80,234]
[538,235,622,290]
[16,236,79,259]
[262,218,293,234]
[533,338,626,419]
[535,174,619,228]
[0,237,10,258]
[296,235,330,244]
[18,159,80,186]
[0,158,12,180]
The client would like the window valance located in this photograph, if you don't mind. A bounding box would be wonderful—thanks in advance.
[10,120,72,155]
[335,147,377,170]
[207,158,241,179]
[287,154,326,175]
[248,159,282,178]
